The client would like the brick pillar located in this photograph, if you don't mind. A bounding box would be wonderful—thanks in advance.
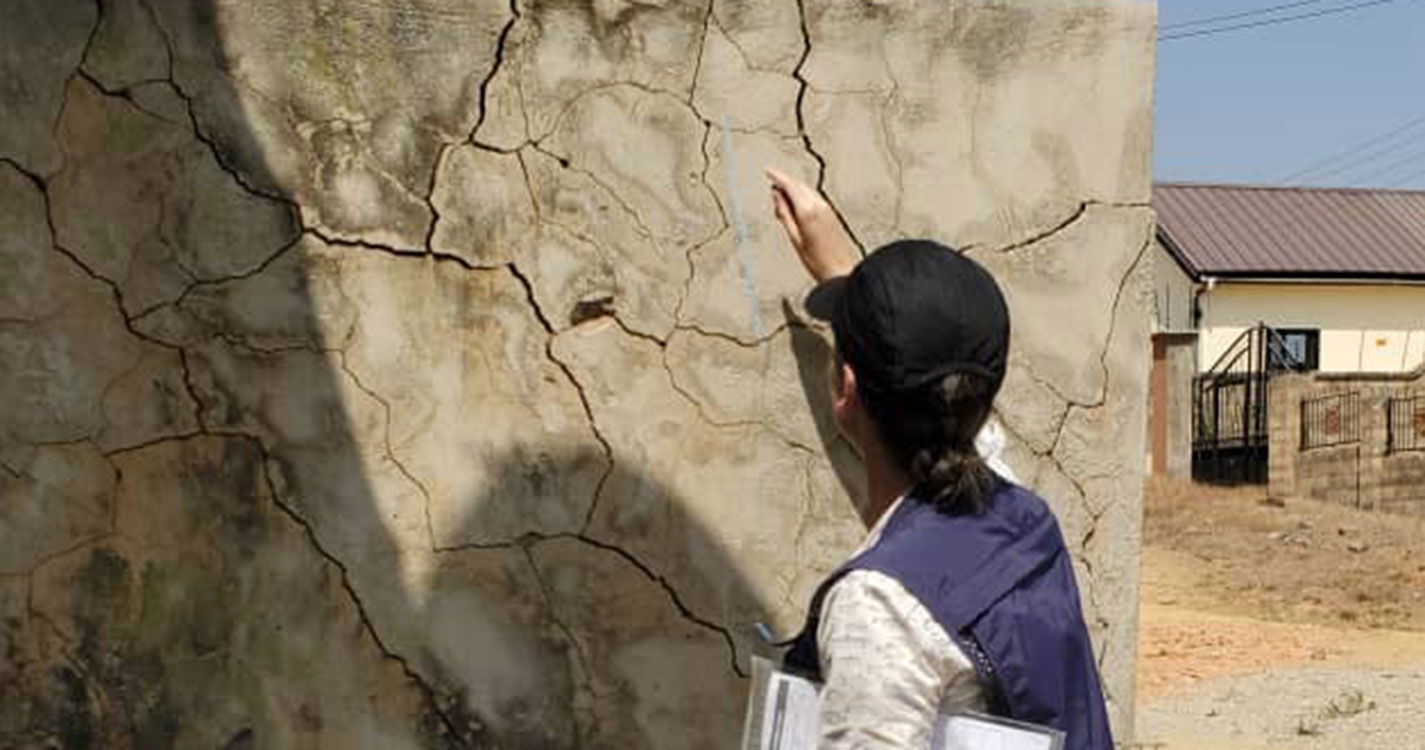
[1361,385,1390,511]
[1268,374,1307,500]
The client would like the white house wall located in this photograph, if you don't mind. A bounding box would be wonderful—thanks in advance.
[1199,283,1425,373]
[1151,239,1197,334]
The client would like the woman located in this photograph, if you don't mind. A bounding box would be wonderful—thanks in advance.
[766,168,1114,750]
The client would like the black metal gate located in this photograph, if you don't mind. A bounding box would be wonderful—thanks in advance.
[1192,324,1303,485]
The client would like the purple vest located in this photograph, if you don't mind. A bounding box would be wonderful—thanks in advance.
[783,479,1114,750]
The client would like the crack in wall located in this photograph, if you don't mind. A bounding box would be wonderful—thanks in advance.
[14,59,485,731]
[131,0,302,211]
[6,530,119,582]
[555,533,747,678]
[878,81,907,234]
[503,263,618,535]
[564,313,822,460]
[107,430,485,745]
[672,227,727,330]
[999,279,1145,719]
[687,0,716,112]
[671,122,733,329]
[528,141,662,246]
[236,432,482,747]
[130,235,304,326]
[659,354,821,459]
[521,545,603,747]
[164,246,617,558]
[10,428,481,745]
[54,72,304,310]
[523,80,698,154]
[73,67,180,125]
[333,349,443,553]
[548,342,617,535]
[455,137,670,268]
[1091,222,1155,404]
[1007,218,1153,555]
[30,0,105,151]
[996,417,1093,546]
[790,0,865,257]
[463,74,769,346]
[466,0,522,147]
[140,1,452,255]
[996,206,1154,424]
[675,319,792,349]
[986,199,1151,256]
[413,284,828,684]
[44,31,658,716]
[306,226,498,272]
[0,156,208,434]
[439,529,749,680]
[76,0,105,83]
[708,11,799,80]
[420,141,454,257]
[416,0,525,261]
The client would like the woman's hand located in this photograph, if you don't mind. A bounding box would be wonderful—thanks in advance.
[766,168,858,283]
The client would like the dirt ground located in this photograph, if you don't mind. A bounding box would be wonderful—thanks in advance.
[1134,478,1425,748]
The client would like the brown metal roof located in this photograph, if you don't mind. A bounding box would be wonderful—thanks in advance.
[1154,183,1425,280]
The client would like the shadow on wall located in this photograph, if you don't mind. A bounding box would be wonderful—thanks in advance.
[1,1,859,748]
[787,307,868,516]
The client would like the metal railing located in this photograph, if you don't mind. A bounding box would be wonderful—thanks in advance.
[1192,324,1305,484]
[1388,396,1425,453]
[1301,392,1361,450]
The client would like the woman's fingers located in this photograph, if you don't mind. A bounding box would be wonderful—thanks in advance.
[766,164,856,282]
[771,185,804,249]
[765,167,795,195]
[766,167,831,227]
[765,168,817,216]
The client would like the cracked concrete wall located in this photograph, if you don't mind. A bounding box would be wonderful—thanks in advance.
[1,0,1156,747]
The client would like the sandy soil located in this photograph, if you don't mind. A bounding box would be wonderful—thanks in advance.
[1133,479,1425,749]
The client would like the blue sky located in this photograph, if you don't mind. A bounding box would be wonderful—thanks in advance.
[1155,0,1425,189]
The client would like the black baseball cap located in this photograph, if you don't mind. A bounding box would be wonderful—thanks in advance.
[806,239,1010,394]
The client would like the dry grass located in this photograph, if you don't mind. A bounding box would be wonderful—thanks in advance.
[1138,478,1425,701]
[1142,477,1425,631]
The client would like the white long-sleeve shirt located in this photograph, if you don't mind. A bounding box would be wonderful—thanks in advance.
[815,422,1015,749]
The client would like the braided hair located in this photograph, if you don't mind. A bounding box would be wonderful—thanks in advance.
[853,361,999,514]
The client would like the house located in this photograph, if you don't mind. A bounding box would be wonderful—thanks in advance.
[1148,183,1425,481]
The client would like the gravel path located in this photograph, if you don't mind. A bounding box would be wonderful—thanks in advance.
[1135,660,1425,749]
[1135,483,1425,749]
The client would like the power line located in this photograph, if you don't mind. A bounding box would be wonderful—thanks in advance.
[1343,147,1425,186]
[1279,114,1425,184]
[1160,0,1402,42]
[1291,127,1425,185]
[1162,0,1327,31]
[1383,163,1425,188]
[1294,126,1425,184]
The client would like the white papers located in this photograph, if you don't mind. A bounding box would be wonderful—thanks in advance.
[933,713,1061,750]
[742,656,1064,750]
[761,671,821,750]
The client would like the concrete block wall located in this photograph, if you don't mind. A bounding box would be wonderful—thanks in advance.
[1270,372,1425,515]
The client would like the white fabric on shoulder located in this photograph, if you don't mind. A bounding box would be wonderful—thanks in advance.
[815,570,986,749]
[977,417,1017,484]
